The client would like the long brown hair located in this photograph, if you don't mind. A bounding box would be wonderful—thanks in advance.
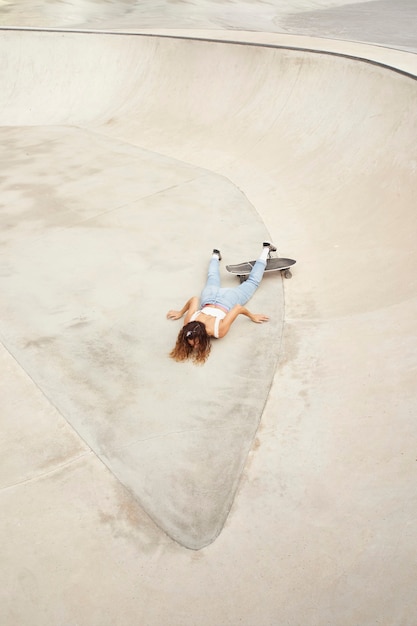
[169,321,211,364]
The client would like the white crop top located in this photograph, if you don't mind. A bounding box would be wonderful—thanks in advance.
[190,306,226,338]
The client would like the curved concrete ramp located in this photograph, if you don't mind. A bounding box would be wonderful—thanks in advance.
[0,125,282,549]
[1,23,417,562]
[0,30,287,548]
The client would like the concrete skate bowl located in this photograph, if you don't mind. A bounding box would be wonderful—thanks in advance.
[1,29,417,549]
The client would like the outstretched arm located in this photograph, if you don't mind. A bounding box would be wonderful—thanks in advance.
[218,304,269,338]
[166,297,199,323]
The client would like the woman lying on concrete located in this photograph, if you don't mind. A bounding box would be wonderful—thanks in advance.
[167,243,275,364]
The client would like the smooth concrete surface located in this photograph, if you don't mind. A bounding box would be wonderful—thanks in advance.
[0,121,282,549]
[1,1,417,625]
[1,0,417,52]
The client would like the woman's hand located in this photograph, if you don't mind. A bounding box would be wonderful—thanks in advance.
[218,305,269,338]
[251,313,269,323]
[166,309,183,320]
[167,297,199,323]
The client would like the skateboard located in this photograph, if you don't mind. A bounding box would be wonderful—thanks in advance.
[226,256,296,283]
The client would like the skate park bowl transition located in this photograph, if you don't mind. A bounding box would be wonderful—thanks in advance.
[1,27,417,552]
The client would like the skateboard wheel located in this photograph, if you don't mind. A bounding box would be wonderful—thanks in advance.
[284,270,292,279]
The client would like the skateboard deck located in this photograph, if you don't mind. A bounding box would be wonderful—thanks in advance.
[226,257,296,281]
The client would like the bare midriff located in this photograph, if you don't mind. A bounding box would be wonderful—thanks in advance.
[201,303,229,313]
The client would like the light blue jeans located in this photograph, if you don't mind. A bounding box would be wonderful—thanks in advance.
[200,257,266,311]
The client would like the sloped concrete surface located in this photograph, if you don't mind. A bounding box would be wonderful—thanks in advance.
[1,1,417,624]
[0,119,282,549]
